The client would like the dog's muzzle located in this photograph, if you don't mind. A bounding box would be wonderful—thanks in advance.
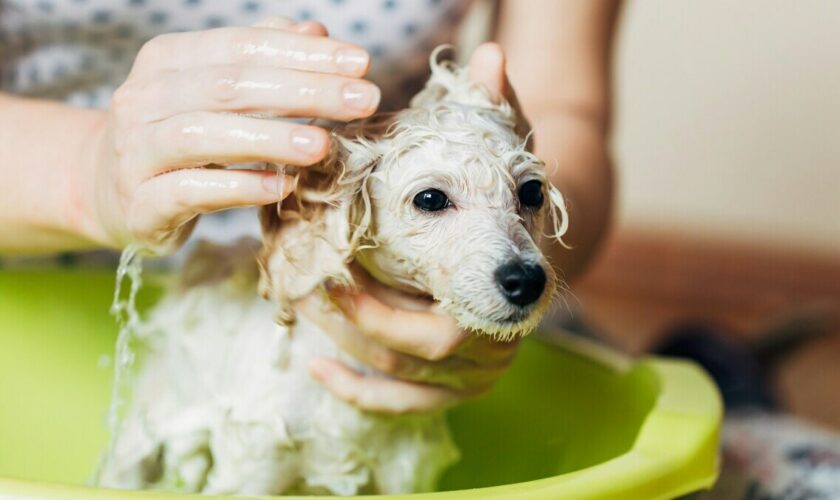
[494,260,546,307]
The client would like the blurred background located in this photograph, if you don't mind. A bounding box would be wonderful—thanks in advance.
[614,0,839,254]
[569,2,840,495]
[561,0,840,421]
[455,0,839,444]
[460,0,840,491]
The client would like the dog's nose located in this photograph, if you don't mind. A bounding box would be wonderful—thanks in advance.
[494,261,546,307]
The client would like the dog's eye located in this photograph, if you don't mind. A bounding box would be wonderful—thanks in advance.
[518,180,544,208]
[413,189,451,212]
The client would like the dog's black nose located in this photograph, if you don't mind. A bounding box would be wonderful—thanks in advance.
[494,261,546,307]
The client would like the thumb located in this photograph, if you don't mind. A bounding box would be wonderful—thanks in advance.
[468,42,507,104]
[467,42,531,142]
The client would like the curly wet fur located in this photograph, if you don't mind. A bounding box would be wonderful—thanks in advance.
[261,49,568,340]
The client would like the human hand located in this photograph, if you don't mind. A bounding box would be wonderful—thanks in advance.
[82,18,380,254]
[299,266,520,414]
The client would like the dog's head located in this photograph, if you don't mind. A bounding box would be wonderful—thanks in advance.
[260,49,568,339]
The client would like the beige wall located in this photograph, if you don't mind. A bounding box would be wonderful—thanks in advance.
[612,0,840,252]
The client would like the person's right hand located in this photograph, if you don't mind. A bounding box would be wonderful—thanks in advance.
[82,18,379,254]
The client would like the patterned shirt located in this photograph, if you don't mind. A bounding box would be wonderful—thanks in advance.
[0,0,471,108]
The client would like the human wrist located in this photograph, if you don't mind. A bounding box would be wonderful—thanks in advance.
[67,110,119,249]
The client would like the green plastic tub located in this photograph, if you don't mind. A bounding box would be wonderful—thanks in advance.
[0,270,721,499]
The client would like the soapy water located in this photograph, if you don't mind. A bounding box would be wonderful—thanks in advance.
[105,161,287,438]
[106,242,145,437]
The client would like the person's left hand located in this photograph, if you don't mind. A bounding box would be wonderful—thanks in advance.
[301,44,529,414]
[298,264,520,414]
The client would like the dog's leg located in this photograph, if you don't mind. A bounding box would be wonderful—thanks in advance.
[371,415,460,494]
[201,415,300,495]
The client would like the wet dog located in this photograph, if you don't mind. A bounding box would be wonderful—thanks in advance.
[98,49,568,495]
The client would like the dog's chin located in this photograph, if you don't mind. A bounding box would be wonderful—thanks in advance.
[441,299,550,342]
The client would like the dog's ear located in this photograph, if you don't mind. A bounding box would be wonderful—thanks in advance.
[258,136,383,325]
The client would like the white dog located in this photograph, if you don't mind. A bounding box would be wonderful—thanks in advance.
[97,49,568,496]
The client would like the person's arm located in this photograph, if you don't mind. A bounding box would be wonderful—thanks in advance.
[0,19,379,255]
[0,94,108,254]
[496,0,620,280]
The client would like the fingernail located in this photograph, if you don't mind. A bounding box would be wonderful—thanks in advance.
[291,127,325,155]
[335,47,369,74]
[294,21,327,36]
[309,358,332,381]
[262,174,289,197]
[342,82,380,111]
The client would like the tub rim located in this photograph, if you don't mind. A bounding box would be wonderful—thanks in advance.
[0,355,722,500]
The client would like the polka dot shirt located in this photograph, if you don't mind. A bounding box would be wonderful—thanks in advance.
[0,0,471,110]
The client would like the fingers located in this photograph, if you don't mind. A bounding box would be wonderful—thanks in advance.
[129,168,293,246]
[129,65,380,123]
[340,267,520,364]
[133,27,370,79]
[251,16,298,30]
[137,113,330,171]
[293,21,329,37]
[251,17,329,38]
[456,334,521,365]
[468,42,507,104]
[297,296,501,389]
[330,288,469,361]
[468,42,531,140]
[271,20,329,38]
[107,17,373,251]
[309,358,467,414]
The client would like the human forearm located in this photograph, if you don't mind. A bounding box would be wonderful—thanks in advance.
[532,112,613,281]
[497,0,620,127]
[0,93,109,254]
[496,0,621,280]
